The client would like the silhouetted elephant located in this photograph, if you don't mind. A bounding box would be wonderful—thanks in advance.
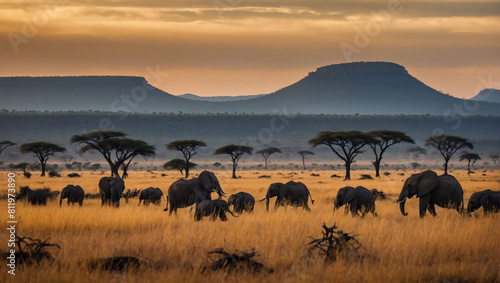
[164,171,226,215]
[467,190,500,215]
[260,181,314,211]
[138,187,165,206]
[194,199,237,221]
[18,186,50,206]
[60,185,84,206]
[98,176,125,207]
[396,170,463,217]
[228,192,255,213]
[334,186,378,217]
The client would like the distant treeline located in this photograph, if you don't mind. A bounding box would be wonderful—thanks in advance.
[1,111,499,163]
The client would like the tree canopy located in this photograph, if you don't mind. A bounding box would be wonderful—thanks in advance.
[20,141,65,176]
[459,152,481,174]
[256,147,281,169]
[367,130,414,177]
[214,144,253,178]
[0,140,16,157]
[309,131,375,180]
[163,158,197,176]
[425,135,473,175]
[166,140,206,178]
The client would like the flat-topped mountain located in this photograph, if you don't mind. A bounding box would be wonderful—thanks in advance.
[1,62,499,115]
[471,88,500,104]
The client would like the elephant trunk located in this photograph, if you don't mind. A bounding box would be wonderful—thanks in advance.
[227,209,238,218]
[395,184,409,216]
[59,198,62,207]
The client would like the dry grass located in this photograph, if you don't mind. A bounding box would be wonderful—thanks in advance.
[1,169,499,282]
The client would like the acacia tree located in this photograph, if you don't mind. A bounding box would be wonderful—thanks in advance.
[12,162,30,174]
[297,150,314,170]
[257,147,281,170]
[425,135,473,175]
[309,131,375,180]
[459,152,481,174]
[20,142,65,176]
[367,130,414,177]
[71,131,154,177]
[0,141,16,159]
[214,145,253,179]
[119,140,156,178]
[163,159,197,176]
[407,146,427,158]
[166,140,206,178]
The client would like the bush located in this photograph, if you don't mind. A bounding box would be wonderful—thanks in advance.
[48,171,61,178]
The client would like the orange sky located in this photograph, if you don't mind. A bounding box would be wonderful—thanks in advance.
[1,0,499,98]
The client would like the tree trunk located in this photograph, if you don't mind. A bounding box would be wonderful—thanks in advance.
[121,165,129,179]
[40,163,46,177]
[467,160,471,174]
[344,161,351,180]
[232,161,237,179]
[185,158,190,178]
[264,158,268,170]
[444,159,449,175]
[302,157,306,170]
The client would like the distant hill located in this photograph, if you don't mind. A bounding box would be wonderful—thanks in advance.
[1,62,499,115]
[471,89,500,103]
[179,93,263,102]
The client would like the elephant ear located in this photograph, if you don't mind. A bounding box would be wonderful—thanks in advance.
[343,188,356,204]
[198,171,213,192]
[417,170,439,197]
[478,192,489,206]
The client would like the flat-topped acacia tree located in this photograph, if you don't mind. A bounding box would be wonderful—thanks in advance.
[167,140,206,178]
[309,131,375,180]
[214,145,253,179]
[257,147,281,170]
[20,141,65,176]
[297,150,314,170]
[425,135,473,175]
[0,141,16,159]
[459,152,481,175]
[367,130,414,177]
[71,130,155,177]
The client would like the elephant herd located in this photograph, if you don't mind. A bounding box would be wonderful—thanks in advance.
[28,170,500,220]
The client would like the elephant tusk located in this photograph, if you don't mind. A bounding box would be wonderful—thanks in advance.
[394,196,407,203]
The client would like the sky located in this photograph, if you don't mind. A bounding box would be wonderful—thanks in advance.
[1,0,499,98]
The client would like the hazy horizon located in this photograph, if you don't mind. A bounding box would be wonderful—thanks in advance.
[2,1,500,99]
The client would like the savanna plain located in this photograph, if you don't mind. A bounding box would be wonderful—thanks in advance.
[1,169,499,283]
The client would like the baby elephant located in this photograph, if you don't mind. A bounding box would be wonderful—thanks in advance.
[60,185,85,206]
[138,187,165,206]
[228,192,255,213]
[334,186,378,217]
[194,200,237,221]
[467,190,500,215]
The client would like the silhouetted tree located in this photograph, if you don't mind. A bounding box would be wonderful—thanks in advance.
[60,155,74,169]
[257,147,281,170]
[459,152,481,174]
[0,141,16,159]
[20,142,65,176]
[163,159,197,176]
[166,140,206,178]
[367,130,414,177]
[309,131,375,180]
[12,162,30,174]
[425,135,473,175]
[214,145,253,179]
[297,150,314,170]
[71,131,155,177]
[119,140,155,178]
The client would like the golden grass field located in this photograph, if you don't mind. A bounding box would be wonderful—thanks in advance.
[1,169,499,283]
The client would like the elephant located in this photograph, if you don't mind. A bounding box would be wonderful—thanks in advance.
[98,176,126,207]
[60,185,84,206]
[467,190,500,215]
[17,186,50,205]
[138,187,165,206]
[396,170,464,218]
[259,181,315,211]
[228,192,255,213]
[164,171,226,215]
[194,199,237,221]
[333,186,377,217]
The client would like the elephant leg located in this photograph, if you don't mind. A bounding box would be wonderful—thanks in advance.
[428,203,437,217]
[419,195,432,218]
[344,205,349,215]
[79,199,83,206]
[219,211,228,221]
[194,211,202,221]
[350,200,359,217]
